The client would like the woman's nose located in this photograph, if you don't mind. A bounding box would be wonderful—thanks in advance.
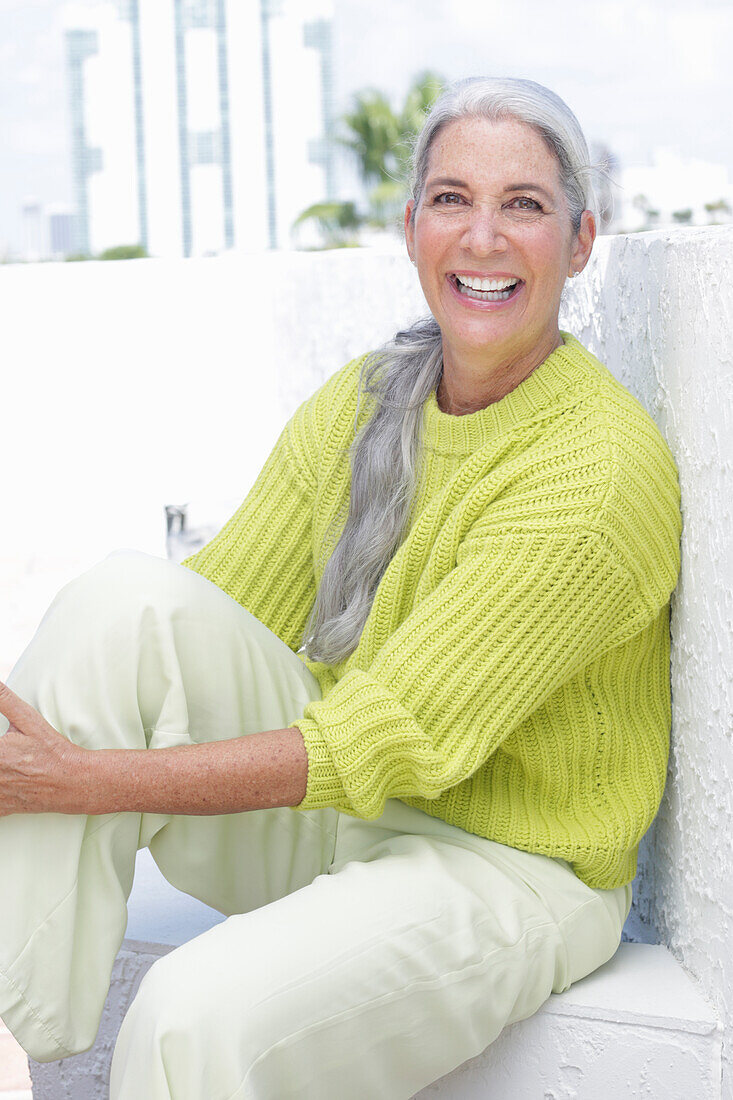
[461,206,507,254]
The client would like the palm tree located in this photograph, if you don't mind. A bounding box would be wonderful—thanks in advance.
[291,201,361,250]
[632,194,660,231]
[293,71,445,248]
[395,71,444,181]
[704,198,732,225]
[339,89,402,186]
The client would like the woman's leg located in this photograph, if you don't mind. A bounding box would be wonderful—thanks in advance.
[0,550,338,1062]
[110,800,631,1100]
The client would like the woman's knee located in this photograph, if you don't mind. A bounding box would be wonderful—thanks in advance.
[112,944,270,1097]
[5,552,196,742]
[121,951,193,1036]
[111,953,199,1096]
[63,551,186,614]
[32,552,194,660]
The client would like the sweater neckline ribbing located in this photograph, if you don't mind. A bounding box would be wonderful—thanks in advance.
[421,331,592,454]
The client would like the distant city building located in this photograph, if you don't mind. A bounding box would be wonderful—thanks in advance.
[21,198,46,262]
[16,201,77,262]
[48,206,79,259]
[61,0,334,258]
[613,147,733,232]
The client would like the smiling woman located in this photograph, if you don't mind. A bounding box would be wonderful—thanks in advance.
[0,76,681,1100]
[404,115,595,414]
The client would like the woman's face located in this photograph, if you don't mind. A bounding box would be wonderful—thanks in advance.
[404,115,595,373]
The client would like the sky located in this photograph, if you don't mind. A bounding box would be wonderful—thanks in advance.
[1,0,732,256]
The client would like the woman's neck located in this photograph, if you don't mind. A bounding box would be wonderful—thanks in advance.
[437,331,564,416]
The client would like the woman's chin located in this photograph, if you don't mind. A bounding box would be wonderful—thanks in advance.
[441,316,523,354]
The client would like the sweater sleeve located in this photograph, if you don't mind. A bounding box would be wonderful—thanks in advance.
[291,525,669,818]
[180,416,318,653]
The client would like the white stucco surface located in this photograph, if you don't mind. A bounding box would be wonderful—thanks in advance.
[561,225,733,1097]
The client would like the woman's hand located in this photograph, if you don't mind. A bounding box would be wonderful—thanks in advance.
[0,680,90,816]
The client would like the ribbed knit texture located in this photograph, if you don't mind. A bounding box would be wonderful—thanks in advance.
[182,332,682,890]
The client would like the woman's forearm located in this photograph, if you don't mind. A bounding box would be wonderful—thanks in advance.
[82,727,309,816]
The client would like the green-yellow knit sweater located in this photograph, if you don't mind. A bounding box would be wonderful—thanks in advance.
[181,332,682,890]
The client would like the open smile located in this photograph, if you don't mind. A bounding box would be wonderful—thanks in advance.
[446,273,524,309]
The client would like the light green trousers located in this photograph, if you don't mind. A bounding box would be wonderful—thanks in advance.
[0,550,632,1099]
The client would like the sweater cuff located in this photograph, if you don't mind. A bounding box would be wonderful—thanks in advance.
[289,717,351,812]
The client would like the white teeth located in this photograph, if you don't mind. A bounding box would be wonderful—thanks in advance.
[456,275,518,291]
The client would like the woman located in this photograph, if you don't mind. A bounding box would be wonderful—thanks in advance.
[0,77,681,1098]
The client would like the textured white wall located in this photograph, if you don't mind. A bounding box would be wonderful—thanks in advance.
[561,225,733,1097]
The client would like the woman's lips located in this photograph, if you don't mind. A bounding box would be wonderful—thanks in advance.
[446,273,524,310]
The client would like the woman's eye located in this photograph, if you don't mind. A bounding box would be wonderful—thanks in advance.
[511,196,542,211]
[433,192,464,205]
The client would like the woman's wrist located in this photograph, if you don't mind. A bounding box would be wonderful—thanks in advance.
[80,748,134,815]
[83,746,190,816]
[44,742,106,816]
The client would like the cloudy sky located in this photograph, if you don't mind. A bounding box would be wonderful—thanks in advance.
[1,0,731,255]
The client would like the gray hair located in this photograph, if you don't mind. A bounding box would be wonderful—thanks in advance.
[301,76,599,665]
[408,75,602,233]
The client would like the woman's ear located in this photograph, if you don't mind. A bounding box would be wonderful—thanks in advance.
[570,209,596,276]
[404,199,415,263]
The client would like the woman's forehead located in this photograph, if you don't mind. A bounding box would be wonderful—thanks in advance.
[426,116,562,189]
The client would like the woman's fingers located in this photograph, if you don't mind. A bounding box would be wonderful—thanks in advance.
[0,679,55,737]
[0,680,90,815]
[0,679,80,766]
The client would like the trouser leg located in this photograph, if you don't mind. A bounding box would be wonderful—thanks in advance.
[0,550,336,1062]
[111,800,632,1100]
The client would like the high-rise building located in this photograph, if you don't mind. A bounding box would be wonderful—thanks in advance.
[48,207,79,258]
[62,0,334,258]
[21,198,46,261]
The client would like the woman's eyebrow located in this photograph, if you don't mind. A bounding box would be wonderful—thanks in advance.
[426,177,553,201]
[426,177,468,189]
[504,182,553,200]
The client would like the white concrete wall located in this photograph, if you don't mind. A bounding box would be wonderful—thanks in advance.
[0,254,285,677]
[561,225,733,1096]
[1,227,731,1094]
